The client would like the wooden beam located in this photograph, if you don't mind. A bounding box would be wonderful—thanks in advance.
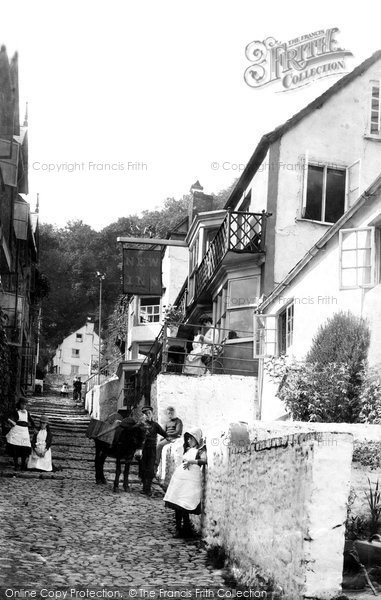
[117,236,188,247]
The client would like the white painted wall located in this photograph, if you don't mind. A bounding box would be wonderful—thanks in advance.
[151,373,257,436]
[260,188,381,419]
[52,322,99,379]
[235,57,381,286]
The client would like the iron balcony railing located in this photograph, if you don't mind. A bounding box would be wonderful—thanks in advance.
[140,322,258,380]
[194,210,268,299]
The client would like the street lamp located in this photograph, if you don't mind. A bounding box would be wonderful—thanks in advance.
[96,272,105,384]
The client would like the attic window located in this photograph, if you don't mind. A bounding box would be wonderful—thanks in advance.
[370,81,381,136]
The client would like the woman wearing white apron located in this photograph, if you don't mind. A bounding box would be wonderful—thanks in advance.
[28,415,53,472]
[6,397,35,471]
[164,428,207,537]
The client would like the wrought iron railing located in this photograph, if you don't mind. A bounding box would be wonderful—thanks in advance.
[138,322,258,382]
[194,210,267,299]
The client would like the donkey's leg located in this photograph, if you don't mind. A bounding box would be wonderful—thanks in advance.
[113,456,121,492]
[123,453,133,491]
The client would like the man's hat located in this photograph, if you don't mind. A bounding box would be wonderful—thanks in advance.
[40,415,49,423]
[141,406,154,414]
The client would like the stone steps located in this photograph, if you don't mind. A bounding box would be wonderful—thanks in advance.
[0,394,152,488]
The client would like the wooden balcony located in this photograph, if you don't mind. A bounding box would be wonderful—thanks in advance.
[194,210,268,300]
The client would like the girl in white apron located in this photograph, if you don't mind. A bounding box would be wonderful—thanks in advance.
[163,428,207,537]
[6,398,35,471]
[28,415,53,472]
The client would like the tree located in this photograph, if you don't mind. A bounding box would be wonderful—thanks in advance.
[38,179,237,370]
[278,311,371,423]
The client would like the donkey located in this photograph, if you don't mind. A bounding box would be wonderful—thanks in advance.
[94,417,146,492]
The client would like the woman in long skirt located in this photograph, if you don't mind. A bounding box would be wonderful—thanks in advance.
[6,397,35,471]
[163,428,207,537]
[28,415,53,472]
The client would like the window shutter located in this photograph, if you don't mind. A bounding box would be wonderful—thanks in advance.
[346,159,361,208]
[301,151,309,218]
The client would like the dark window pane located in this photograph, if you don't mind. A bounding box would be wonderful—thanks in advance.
[325,168,346,223]
[305,165,324,220]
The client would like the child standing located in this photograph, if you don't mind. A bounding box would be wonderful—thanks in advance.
[6,397,35,471]
[28,415,53,472]
[163,428,207,537]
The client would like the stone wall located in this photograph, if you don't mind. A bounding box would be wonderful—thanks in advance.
[159,422,354,599]
[152,373,257,437]
[249,421,381,524]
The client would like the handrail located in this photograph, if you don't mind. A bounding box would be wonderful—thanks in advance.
[84,356,121,393]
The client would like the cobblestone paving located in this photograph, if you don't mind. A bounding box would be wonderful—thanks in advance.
[0,395,229,590]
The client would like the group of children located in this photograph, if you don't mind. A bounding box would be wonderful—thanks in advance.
[5,397,207,538]
[5,397,53,472]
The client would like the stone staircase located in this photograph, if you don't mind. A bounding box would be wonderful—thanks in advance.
[0,395,143,487]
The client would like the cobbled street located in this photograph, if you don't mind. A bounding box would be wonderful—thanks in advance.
[0,396,228,590]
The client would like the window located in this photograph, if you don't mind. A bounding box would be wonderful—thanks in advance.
[214,276,260,341]
[253,304,294,358]
[139,296,161,323]
[72,348,80,357]
[71,365,79,375]
[278,303,294,355]
[369,81,381,136]
[253,314,277,357]
[339,227,375,289]
[304,164,346,223]
[76,333,83,342]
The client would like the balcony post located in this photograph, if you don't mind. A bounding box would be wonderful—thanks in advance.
[260,209,267,252]
[226,209,232,253]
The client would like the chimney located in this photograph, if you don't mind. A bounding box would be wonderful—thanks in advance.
[188,180,215,224]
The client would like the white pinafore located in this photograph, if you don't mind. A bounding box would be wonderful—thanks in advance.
[28,429,52,471]
[163,447,202,511]
[6,410,31,448]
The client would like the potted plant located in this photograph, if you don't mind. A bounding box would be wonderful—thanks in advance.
[164,305,184,337]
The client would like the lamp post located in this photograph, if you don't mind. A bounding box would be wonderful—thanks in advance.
[96,272,105,384]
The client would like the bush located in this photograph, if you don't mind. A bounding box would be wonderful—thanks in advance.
[306,311,370,371]
[278,312,370,422]
[277,361,356,422]
[358,368,381,424]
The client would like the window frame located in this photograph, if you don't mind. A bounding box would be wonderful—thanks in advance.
[76,333,83,343]
[368,80,381,138]
[71,348,80,358]
[339,226,376,290]
[302,161,347,224]
[138,296,161,324]
[278,302,294,356]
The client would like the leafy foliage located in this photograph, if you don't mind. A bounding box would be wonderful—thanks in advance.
[38,182,235,369]
[306,311,370,373]
[277,362,356,422]
[365,478,381,536]
[358,368,381,424]
[352,441,381,471]
[278,312,371,422]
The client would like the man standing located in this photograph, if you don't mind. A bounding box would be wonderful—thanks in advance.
[139,406,168,496]
[155,406,183,471]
